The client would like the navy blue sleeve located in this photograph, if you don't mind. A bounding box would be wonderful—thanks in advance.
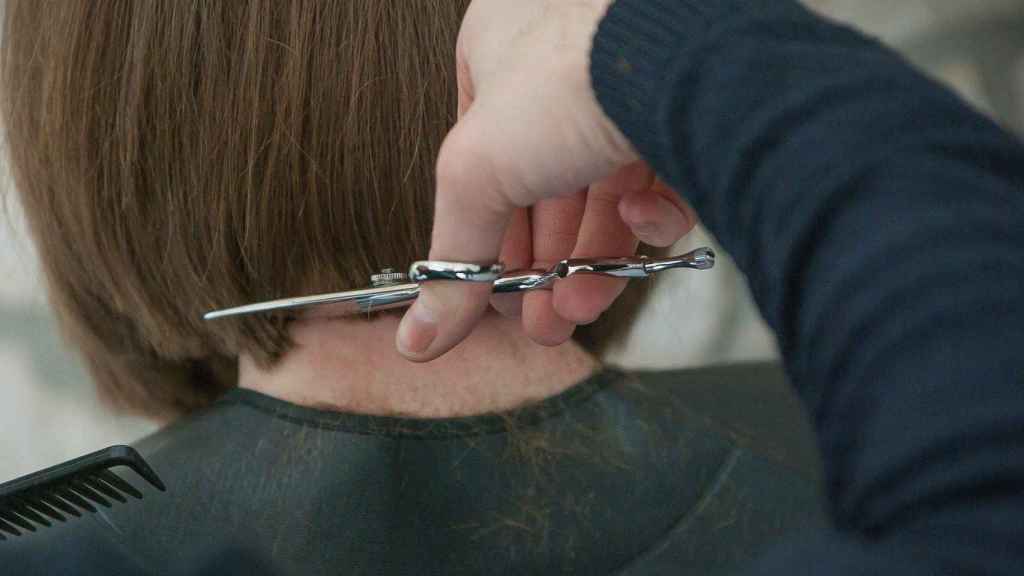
[591,1,1024,573]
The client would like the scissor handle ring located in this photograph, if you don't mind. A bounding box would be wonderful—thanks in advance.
[408,261,505,283]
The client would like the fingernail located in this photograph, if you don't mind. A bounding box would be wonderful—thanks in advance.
[631,222,660,238]
[398,300,439,355]
[490,293,523,319]
[629,195,691,247]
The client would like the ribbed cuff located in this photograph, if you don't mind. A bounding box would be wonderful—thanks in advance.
[590,0,814,181]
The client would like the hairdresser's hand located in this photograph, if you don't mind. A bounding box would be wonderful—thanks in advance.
[397,0,694,361]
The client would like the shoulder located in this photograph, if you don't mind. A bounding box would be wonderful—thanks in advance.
[592,363,826,574]
[613,362,820,481]
[0,515,151,575]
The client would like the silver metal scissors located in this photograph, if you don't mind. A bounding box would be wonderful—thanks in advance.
[203,247,715,321]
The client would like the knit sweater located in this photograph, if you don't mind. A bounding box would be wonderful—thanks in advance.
[591,1,1024,573]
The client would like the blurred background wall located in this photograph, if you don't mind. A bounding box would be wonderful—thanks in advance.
[2,0,1023,483]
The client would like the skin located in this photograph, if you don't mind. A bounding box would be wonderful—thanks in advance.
[396,0,695,363]
[239,313,601,417]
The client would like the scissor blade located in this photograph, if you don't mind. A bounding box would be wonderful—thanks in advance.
[203,284,421,320]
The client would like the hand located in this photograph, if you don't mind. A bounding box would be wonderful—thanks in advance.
[397,0,695,360]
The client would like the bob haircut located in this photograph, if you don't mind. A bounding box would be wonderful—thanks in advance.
[1,1,642,419]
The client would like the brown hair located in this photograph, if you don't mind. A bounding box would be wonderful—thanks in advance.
[1,1,641,420]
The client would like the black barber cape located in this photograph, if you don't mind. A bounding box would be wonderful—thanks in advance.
[2,364,823,575]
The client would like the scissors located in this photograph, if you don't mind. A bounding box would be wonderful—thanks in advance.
[203,247,715,321]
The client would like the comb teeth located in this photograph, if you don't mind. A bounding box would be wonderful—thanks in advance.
[0,446,165,541]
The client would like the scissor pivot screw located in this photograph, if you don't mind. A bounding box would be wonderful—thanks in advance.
[371,268,408,287]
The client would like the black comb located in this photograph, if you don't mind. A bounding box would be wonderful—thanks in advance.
[0,445,165,540]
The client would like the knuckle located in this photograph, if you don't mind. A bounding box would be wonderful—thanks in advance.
[435,129,479,191]
[435,124,512,215]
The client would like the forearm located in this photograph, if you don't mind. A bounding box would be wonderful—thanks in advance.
[592,0,1024,573]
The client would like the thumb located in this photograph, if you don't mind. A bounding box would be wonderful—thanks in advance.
[396,116,515,361]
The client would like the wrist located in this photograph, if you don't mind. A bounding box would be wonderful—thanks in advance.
[588,0,816,179]
[582,0,639,168]
[589,0,711,176]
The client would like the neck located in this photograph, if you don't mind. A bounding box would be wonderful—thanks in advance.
[238,312,600,418]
